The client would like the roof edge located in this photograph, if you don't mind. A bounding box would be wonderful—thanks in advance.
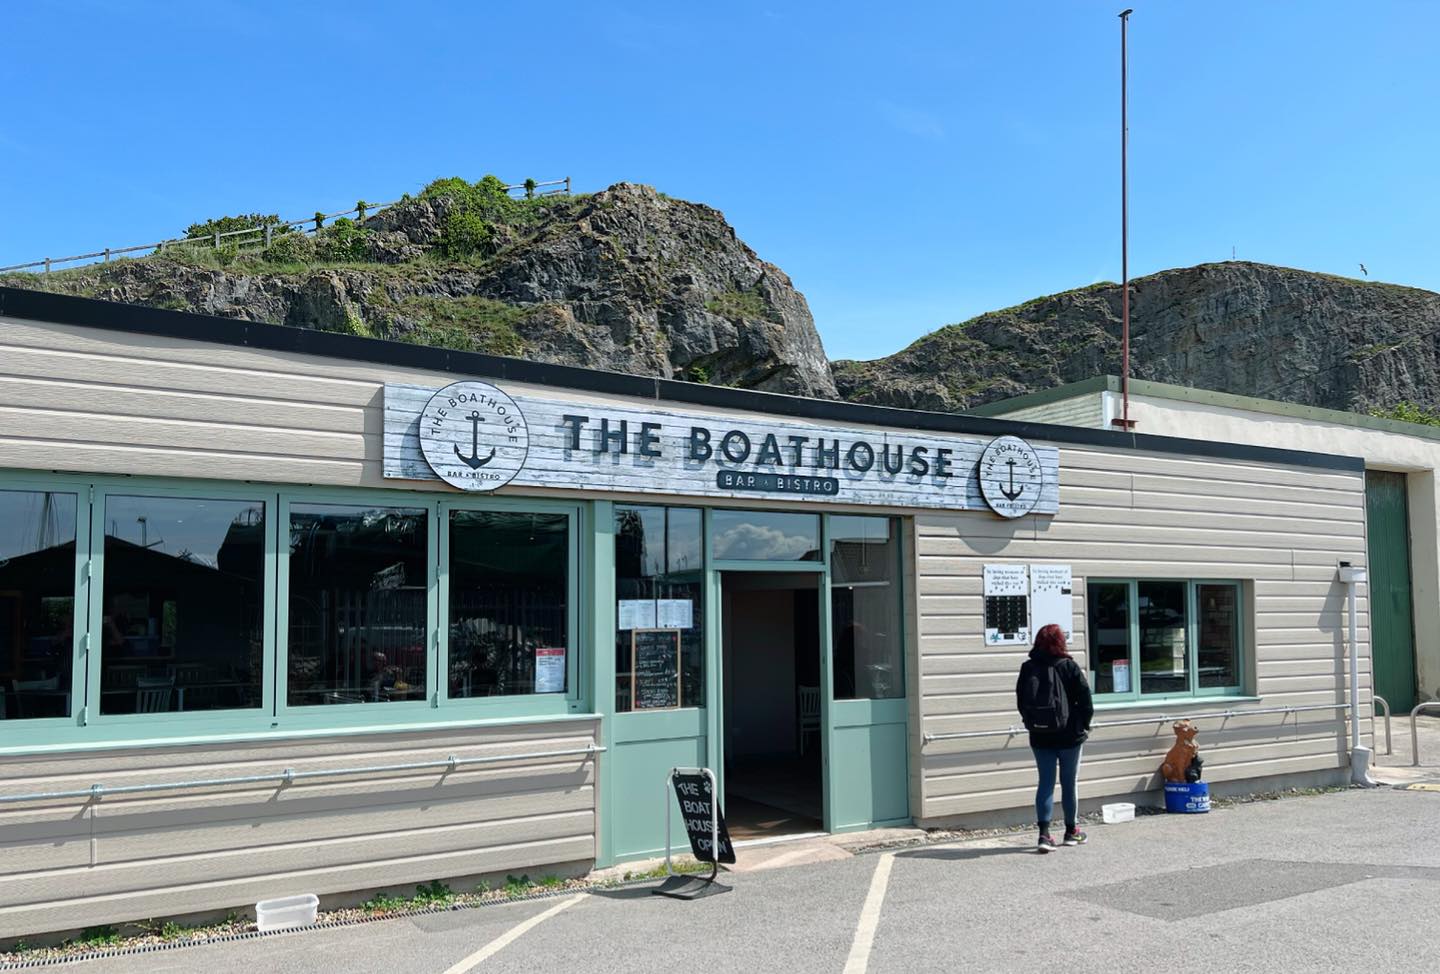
[0,286,1366,474]
[966,376,1117,416]
[979,372,1440,444]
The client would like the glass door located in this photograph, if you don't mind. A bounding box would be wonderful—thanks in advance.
[824,515,910,832]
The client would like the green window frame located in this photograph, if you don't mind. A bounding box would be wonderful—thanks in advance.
[88,482,278,734]
[0,477,90,732]
[0,470,590,753]
[1085,578,1246,704]
[437,496,584,720]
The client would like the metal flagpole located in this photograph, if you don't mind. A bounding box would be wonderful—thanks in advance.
[1114,9,1136,430]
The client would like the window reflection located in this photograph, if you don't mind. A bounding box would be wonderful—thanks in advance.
[1198,584,1240,688]
[1087,583,1130,695]
[0,491,78,721]
[288,505,428,706]
[1138,581,1188,695]
[711,510,820,561]
[100,496,265,714]
[448,511,569,697]
[830,516,902,700]
[615,506,704,710]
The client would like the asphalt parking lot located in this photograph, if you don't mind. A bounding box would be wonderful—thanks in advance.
[51,784,1440,974]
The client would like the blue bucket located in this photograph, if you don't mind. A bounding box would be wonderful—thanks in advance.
[1163,781,1210,813]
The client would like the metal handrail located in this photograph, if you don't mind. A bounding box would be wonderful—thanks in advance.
[922,703,1351,745]
[1374,695,1392,755]
[0,743,603,806]
[1411,702,1440,767]
[0,177,573,274]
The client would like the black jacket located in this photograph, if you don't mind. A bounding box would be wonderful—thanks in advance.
[1016,648,1095,749]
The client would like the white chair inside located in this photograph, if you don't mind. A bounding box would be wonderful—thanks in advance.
[797,684,821,755]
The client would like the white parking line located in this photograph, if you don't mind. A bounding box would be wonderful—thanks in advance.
[441,894,586,973]
[843,853,896,974]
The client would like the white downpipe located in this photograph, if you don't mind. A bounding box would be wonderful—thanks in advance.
[1339,562,1376,786]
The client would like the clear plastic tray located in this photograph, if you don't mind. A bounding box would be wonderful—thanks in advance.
[255,893,319,932]
[1101,802,1135,823]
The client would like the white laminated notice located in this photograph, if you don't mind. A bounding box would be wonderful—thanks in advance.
[983,564,1030,645]
[656,599,694,630]
[1028,564,1074,641]
[618,599,657,630]
[535,647,566,693]
[1112,660,1131,694]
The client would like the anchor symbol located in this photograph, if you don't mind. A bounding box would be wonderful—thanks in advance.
[998,459,1025,501]
[454,410,497,470]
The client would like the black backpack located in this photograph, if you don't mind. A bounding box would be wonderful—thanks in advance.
[1020,661,1071,733]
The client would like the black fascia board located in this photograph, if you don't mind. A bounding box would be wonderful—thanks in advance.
[0,286,1365,474]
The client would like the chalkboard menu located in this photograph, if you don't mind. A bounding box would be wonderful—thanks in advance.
[631,628,681,710]
[671,771,735,864]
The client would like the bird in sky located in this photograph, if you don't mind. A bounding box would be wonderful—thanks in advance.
[1359,263,1368,276]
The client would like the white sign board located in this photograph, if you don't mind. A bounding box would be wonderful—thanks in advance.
[979,436,1044,518]
[983,564,1030,645]
[418,382,529,491]
[384,383,1060,514]
[1028,564,1074,642]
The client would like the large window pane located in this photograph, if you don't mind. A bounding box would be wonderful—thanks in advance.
[711,510,820,561]
[831,516,902,699]
[1197,584,1240,688]
[100,496,265,714]
[1086,582,1131,695]
[288,504,428,706]
[616,506,704,710]
[1139,580,1188,695]
[449,510,569,697]
[0,490,77,721]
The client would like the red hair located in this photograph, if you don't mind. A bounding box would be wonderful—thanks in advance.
[1033,623,1071,659]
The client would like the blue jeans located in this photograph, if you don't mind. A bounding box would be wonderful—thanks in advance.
[1032,744,1083,830]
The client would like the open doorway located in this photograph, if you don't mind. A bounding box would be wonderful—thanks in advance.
[721,572,824,840]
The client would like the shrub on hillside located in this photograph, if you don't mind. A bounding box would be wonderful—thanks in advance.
[186,213,289,240]
[316,218,369,262]
[262,231,316,264]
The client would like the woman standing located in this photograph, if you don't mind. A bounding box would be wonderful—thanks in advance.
[1016,623,1094,853]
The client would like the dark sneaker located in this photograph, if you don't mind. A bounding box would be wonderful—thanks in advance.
[1037,834,1057,854]
[1063,829,1088,847]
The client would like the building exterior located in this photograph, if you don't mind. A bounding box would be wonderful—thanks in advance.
[974,375,1438,710]
[0,290,1372,938]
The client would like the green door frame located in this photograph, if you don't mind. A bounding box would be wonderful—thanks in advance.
[710,538,832,832]
[597,506,911,864]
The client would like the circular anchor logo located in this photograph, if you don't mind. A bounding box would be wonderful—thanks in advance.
[418,381,529,491]
[978,435,1043,518]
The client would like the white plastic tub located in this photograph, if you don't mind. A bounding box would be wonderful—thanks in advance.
[255,893,319,932]
[1101,802,1135,824]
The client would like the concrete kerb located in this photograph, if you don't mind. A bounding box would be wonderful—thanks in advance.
[1,783,1394,971]
[0,878,649,972]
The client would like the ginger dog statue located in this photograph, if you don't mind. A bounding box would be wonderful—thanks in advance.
[1160,720,1204,783]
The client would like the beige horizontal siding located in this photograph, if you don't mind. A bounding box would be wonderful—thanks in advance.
[987,395,1103,428]
[914,444,1368,824]
[0,720,599,938]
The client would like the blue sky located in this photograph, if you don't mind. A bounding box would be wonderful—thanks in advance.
[2,1,1436,361]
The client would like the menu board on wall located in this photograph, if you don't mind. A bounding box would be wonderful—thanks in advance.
[631,628,682,710]
[983,564,1030,645]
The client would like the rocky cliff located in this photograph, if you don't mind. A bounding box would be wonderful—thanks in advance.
[2,181,836,399]
[7,184,1440,419]
[833,262,1440,414]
